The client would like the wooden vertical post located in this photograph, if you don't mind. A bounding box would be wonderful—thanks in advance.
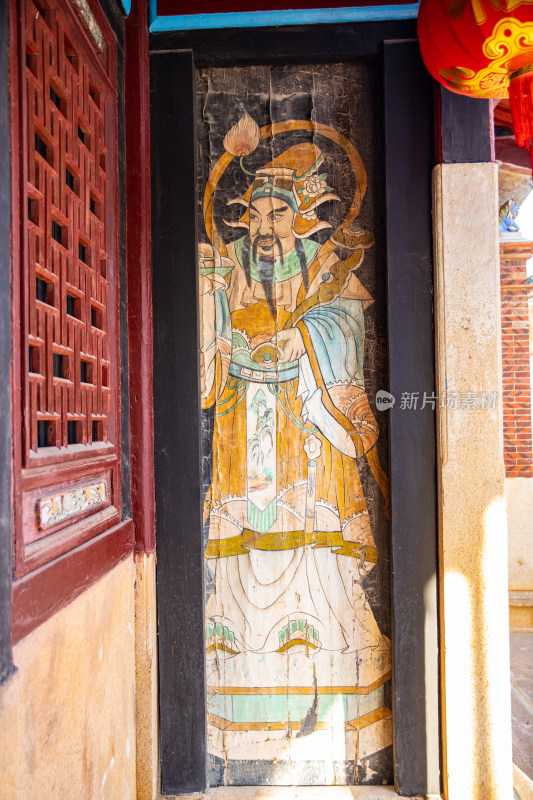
[384,39,441,797]
[151,49,206,794]
[126,0,155,553]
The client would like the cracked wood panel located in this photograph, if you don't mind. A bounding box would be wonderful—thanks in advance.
[196,62,392,787]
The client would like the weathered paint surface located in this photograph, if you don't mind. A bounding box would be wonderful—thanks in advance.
[197,64,391,786]
[0,557,136,798]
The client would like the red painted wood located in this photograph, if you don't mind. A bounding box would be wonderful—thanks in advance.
[23,471,113,545]
[11,0,122,579]
[22,440,116,470]
[494,99,513,130]
[22,506,121,575]
[125,0,156,554]
[493,100,533,167]
[23,0,114,453]
[22,449,116,489]
[157,0,413,15]
[11,518,134,645]
[9,0,26,575]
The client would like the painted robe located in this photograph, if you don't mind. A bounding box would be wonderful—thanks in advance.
[200,234,391,763]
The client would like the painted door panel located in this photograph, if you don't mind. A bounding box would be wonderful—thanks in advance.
[196,62,391,786]
[151,30,439,796]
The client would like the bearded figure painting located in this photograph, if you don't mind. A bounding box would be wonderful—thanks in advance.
[197,65,391,785]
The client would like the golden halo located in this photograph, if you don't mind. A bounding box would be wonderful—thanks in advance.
[202,120,367,257]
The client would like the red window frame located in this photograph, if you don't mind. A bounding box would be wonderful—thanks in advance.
[9,0,122,581]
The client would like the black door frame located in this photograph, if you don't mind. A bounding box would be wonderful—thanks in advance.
[150,22,440,796]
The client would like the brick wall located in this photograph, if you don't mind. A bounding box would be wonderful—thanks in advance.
[500,242,533,477]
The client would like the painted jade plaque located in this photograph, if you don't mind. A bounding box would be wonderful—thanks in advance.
[197,63,391,786]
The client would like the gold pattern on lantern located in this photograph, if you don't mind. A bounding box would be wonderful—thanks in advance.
[439,17,533,97]
[449,0,533,25]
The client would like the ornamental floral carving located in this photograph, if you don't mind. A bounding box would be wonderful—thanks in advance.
[38,481,107,530]
[72,0,104,51]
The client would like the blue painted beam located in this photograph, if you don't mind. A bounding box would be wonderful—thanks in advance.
[149,2,419,32]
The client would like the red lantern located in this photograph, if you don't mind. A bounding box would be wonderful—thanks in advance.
[418,0,533,166]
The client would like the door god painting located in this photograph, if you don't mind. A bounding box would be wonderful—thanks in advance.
[197,64,391,786]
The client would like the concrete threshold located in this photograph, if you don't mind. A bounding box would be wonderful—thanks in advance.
[161,788,430,800]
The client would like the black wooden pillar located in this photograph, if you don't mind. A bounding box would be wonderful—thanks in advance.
[151,50,207,794]
[384,40,440,797]
[438,85,492,164]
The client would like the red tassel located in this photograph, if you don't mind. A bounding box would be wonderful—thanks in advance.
[509,67,533,174]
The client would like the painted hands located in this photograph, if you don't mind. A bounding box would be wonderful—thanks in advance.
[198,243,234,296]
[198,272,228,296]
[272,328,306,363]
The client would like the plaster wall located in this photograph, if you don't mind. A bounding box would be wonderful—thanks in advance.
[507,477,533,591]
[433,163,513,800]
[0,555,136,799]
[135,552,159,800]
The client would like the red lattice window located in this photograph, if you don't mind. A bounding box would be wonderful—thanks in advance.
[11,0,121,576]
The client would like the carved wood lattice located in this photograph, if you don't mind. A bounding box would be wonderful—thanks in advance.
[24,0,111,452]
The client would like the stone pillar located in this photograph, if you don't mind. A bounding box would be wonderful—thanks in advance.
[433,163,514,800]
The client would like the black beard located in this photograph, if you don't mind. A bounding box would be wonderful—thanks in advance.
[251,234,283,318]
[240,234,309,319]
[252,233,283,269]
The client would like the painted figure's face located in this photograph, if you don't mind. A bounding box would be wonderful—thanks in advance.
[249,195,296,257]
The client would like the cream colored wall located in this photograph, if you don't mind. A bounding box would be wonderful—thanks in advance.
[135,553,159,800]
[507,477,533,591]
[0,555,137,800]
[507,477,533,628]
